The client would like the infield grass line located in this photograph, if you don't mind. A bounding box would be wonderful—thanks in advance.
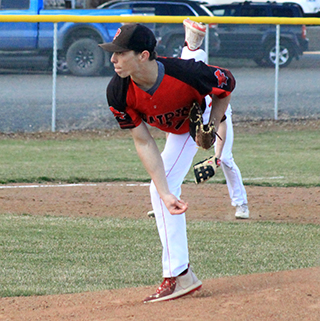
[0,182,151,189]
[0,177,284,190]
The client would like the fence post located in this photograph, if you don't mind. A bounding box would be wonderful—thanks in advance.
[205,24,209,63]
[274,24,280,121]
[51,22,57,132]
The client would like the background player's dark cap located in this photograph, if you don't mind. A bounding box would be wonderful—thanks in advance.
[99,23,156,53]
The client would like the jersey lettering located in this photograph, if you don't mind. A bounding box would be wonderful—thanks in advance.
[147,115,156,124]
[141,107,190,130]
[175,118,187,131]
[156,115,164,125]
[164,112,174,127]
[175,106,190,118]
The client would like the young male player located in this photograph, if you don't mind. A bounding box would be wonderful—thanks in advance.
[99,23,235,303]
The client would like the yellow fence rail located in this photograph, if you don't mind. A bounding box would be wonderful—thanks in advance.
[0,14,320,25]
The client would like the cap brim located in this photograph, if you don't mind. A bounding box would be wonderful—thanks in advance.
[98,42,130,53]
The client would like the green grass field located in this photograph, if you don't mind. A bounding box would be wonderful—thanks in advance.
[0,126,319,297]
[0,127,319,186]
[1,214,319,297]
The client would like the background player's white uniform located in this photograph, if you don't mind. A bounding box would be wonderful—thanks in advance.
[181,45,249,218]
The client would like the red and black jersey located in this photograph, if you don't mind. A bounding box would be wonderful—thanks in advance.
[107,56,235,134]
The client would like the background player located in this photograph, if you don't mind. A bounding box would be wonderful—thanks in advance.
[99,23,235,303]
[182,18,249,219]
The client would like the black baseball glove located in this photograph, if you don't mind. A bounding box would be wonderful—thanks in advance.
[193,156,221,184]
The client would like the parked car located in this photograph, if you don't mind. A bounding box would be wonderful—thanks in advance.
[206,2,309,67]
[98,0,220,57]
[198,0,320,16]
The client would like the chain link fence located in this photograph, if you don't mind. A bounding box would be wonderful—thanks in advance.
[0,18,319,133]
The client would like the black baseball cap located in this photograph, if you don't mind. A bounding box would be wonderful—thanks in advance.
[99,23,156,53]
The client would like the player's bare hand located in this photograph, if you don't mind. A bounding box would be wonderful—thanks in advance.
[170,199,188,215]
[163,194,188,215]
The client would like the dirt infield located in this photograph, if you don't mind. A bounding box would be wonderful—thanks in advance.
[0,182,320,320]
[0,182,319,224]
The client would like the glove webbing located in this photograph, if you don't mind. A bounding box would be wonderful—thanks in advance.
[193,156,221,184]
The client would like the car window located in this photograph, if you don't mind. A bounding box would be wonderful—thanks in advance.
[1,0,30,9]
[210,7,238,16]
[229,8,238,16]
[166,4,195,16]
[211,9,225,16]
[133,3,168,15]
[107,3,131,10]
[272,8,295,17]
[240,7,268,16]
[131,3,196,16]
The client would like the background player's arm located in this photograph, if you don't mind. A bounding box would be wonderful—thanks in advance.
[215,119,227,159]
[209,94,231,132]
[130,122,188,215]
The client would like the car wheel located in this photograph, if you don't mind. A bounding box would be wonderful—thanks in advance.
[263,41,294,68]
[165,36,185,58]
[66,38,104,76]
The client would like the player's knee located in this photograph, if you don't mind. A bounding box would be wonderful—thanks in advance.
[220,156,234,169]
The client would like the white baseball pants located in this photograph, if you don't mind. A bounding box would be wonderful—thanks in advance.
[149,132,198,278]
[219,106,248,206]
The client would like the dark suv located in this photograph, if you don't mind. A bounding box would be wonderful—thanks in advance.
[98,0,220,57]
[207,2,309,67]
